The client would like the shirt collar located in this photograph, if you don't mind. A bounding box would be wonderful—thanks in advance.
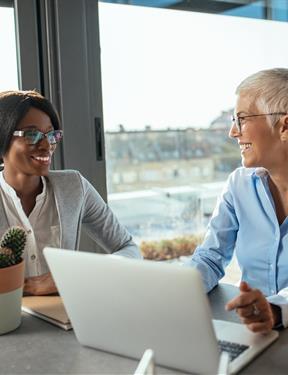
[254,167,269,177]
[0,171,47,201]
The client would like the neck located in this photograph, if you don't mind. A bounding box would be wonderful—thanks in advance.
[268,169,288,193]
[267,168,288,225]
[2,170,43,199]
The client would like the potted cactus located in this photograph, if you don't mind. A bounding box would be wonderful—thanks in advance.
[0,227,26,335]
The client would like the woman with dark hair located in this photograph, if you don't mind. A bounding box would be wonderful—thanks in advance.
[0,90,141,295]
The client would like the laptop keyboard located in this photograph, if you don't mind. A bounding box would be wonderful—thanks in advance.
[218,340,249,361]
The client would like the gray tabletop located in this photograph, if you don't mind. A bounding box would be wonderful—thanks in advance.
[1,283,287,375]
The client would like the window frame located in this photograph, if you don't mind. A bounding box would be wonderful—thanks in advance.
[13,0,107,252]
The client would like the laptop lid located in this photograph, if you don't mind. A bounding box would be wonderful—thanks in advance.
[44,248,278,374]
[44,248,220,374]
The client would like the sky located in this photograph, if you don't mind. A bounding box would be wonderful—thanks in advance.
[1,5,288,131]
[98,3,288,130]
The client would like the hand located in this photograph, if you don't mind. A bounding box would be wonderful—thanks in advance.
[24,272,58,296]
[225,281,277,333]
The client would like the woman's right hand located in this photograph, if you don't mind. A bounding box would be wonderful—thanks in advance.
[24,272,58,296]
[225,281,279,333]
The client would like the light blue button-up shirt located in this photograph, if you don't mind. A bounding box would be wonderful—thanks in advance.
[185,167,288,327]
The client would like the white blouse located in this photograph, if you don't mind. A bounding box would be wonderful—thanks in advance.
[0,172,60,277]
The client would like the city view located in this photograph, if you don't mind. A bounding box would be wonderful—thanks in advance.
[106,109,238,194]
[106,109,241,244]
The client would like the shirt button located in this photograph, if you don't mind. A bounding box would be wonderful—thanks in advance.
[27,229,32,234]
[30,254,36,260]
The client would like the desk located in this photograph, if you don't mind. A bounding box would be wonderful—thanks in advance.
[1,284,287,374]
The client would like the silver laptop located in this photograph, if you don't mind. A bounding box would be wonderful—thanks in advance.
[44,248,279,374]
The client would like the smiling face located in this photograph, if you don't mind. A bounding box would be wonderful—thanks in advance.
[229,94,285,170]
[3,107,56,178]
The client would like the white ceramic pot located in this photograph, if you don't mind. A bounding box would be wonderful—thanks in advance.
[0,260,25,335]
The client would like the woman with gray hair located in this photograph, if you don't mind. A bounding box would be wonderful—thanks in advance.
[185,68,288,333]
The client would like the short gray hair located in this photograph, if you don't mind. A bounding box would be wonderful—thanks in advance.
[236,68,288,125]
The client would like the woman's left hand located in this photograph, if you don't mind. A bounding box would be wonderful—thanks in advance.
[225,281,278,333]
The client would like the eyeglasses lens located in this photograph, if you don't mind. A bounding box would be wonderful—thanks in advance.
[231,116,241,133]
[24,130,63,145]
[51,130,63,143]
[24,131,43,145]
[46,131,58,145]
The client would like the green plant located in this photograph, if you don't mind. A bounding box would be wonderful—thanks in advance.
[0,227,26,268]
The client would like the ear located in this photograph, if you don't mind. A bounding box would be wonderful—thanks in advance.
[279,115,288,141]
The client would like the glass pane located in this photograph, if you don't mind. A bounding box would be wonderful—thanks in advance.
[0,6,19,90]
[99,2,288,276]
[100,0,288,22]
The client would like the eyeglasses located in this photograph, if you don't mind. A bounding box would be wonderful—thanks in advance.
[231,112,287,134]
[13,129,63,145]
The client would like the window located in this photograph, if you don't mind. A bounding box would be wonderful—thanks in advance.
[0,5,18,90]
[99,0,287,282]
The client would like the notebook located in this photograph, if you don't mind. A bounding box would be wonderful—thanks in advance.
[22,295,72,330]
[43,248,279,374]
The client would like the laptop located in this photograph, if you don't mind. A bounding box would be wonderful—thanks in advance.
[43,248,279,374]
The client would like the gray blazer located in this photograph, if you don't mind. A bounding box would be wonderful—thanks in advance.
[0,170,141,258]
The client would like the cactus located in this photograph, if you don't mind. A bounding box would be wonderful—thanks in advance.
[0,247,14,268]
[0,227,26,268]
